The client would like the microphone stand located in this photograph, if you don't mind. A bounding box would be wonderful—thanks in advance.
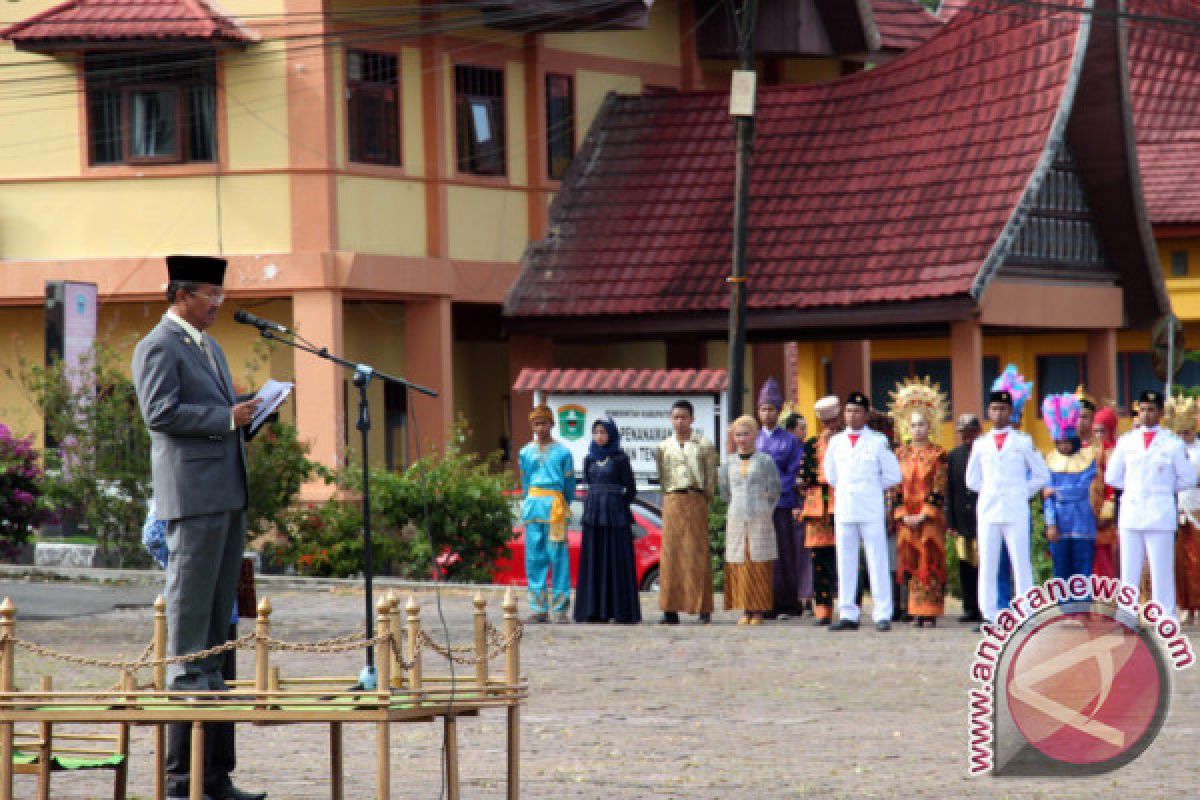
[254,325,437,689]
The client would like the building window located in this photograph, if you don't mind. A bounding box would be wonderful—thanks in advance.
[545,73,574,180]
[1036,354,1086,406]
[346,50,400,166]
[1119,351,1200,410]
[455,65,505,176]
[84,50,216,166]
[870,358,953,415]
[1171,250,1189,277]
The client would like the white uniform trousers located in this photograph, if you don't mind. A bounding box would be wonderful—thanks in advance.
[835,520,893,623]
[1120,528,1177,621]
[978,522,1033,623]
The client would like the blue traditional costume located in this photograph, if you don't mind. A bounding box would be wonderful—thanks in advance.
[1041,393,1097,580]
[755,378,808,617]
[519,404,576,619]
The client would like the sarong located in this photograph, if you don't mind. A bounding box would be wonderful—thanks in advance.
[659,492,714,614]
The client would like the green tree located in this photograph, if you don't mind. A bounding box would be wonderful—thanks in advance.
[13,342,152,565]
[281,422,515,581]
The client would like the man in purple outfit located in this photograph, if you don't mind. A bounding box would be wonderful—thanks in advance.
[756,377,809,619]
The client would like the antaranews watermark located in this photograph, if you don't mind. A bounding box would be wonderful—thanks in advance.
[967,574,1194,776]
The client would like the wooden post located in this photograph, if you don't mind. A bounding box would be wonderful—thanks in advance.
[36,676,50,800]
[153,595,167,690]
[375,597,392,696]
[405,596,422,692]
[503,588,519,800]
[444,715,460,800]
[473,592,489,688]
[189,720,204,800]
[388,593,402,689]
[329,722,344,800]
[1,597,16,800]
[255,598,272,709]
[152,594,167,800]
[375,597,391,800]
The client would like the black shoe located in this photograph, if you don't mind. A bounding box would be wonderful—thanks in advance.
[525,612,549,624]
[659,612,680,625]
[212,786,268,800]
[875,620,891,632]
[828,619,859,631]
[813,616,831,626]
[958,613,983,624]
[168,795,212,800]
[697,613,712,624]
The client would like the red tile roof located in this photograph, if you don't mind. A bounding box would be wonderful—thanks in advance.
[870,0,943,51]
[1127,0,1200,226]
[507,2,1089,322]
[513,368,727,394]
[1,0,259,46]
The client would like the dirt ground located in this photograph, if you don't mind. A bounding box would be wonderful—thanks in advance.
[7,585,1198,799]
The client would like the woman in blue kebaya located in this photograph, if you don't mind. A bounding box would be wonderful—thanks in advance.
[1041,393,1098,580]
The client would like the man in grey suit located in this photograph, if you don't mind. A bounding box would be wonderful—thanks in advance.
[132,255,266,800]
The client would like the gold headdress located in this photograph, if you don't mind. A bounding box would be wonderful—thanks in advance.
[1164,395,1199,434]
[888,376,949,443]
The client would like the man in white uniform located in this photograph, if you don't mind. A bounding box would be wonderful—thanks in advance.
[1106,389,1196,620]
[966,388,1050,624]
[823,392,902,632]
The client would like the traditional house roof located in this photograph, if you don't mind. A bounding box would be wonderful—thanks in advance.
[504,0,1165,337]
[870,0,943,52]
[1127,0,1200,227]
[1,0,259,50]
[513,368,727,394]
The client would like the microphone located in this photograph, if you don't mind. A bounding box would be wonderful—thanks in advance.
[234,309,291,334]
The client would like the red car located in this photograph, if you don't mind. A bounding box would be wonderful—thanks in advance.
[492,494,663,591]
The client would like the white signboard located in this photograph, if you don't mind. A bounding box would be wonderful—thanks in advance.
[543,393,725,490]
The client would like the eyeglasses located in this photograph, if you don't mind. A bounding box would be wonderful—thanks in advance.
[190,289,225,304]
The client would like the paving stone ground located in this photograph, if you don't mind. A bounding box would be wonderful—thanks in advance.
[8,585,1199,799]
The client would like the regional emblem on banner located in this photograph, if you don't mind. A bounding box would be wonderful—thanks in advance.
[557,404,587,441]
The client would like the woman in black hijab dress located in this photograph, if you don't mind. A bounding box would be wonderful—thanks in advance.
[574,418,642,624]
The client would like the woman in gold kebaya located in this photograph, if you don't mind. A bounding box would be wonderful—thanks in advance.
[890,379,950,628]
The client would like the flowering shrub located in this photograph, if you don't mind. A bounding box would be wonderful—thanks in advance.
[278,422,515,581]
[0,423,54,559]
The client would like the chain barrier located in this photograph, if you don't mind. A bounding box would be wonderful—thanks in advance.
[0,620,522,675]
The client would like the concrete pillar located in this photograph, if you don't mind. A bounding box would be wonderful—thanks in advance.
[524,34,549,242]
[508,333,554,456]
[293,289,344,471]
[950,319,984,419]
[1086,328,1118,405]
[831,340,871,405]
[285,0,336,253]
[404,297,454,454]
[420,16,449,259]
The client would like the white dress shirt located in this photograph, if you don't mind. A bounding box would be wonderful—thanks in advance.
[822,426,902,524]
[965,426,1050,526]
[1106,425,1196,530]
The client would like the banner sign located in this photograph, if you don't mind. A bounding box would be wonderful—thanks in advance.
[544,393,725,490]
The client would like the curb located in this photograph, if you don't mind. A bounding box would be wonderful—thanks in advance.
[0,564,521,595]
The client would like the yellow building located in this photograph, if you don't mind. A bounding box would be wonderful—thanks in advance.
[0,0,706,469]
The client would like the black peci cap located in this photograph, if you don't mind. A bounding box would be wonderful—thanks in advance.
[166,255,227,286]
[1138,389,1164,409]
[988,389,1013,407]
[845,391,870,410]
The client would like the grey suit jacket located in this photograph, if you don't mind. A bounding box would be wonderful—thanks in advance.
[132,316,248,521]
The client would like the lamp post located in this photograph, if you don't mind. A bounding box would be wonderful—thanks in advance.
[726,0,758,420]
